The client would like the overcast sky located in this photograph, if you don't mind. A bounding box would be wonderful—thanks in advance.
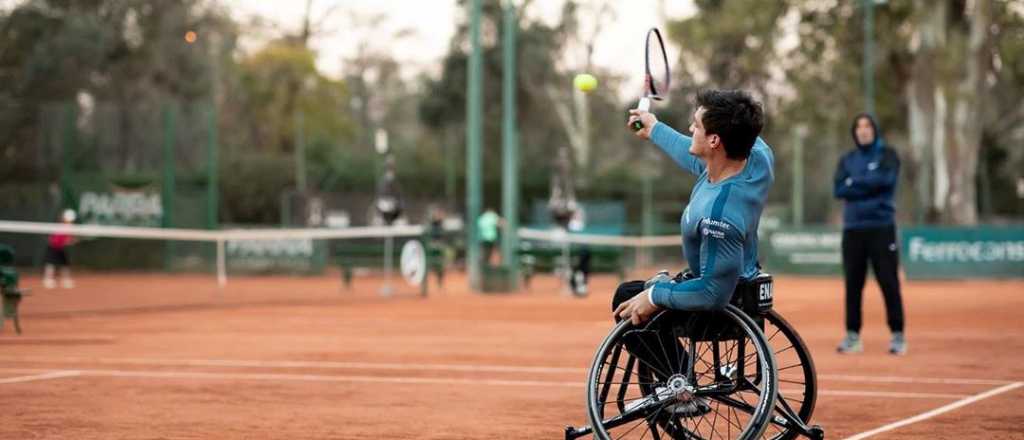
[230,0,696,84]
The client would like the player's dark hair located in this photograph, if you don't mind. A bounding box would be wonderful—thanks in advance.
[695,89,764,160]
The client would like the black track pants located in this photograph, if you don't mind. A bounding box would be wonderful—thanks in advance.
[612,281,685,379]
[841,225,905,334]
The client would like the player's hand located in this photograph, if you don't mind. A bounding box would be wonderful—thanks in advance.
[627,109,657,140]
[613,288,662,326]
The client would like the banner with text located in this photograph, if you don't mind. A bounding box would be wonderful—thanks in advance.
[761,225,1024,279]
[902,227,1024,279]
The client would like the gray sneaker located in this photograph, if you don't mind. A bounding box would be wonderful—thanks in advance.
[889,332,907,355]
[837,331,863,354]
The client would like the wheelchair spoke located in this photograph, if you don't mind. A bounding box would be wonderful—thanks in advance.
[693,402,718,439]
[777,363,803,372]
[773,344,794,356]
[708,399,723,439]
[712,394,757,416]
[670,328,688,378]
[602,356,659,382]
[654,332,679,376]
[632,334,673,379]
[600,343,625,410]
[612,404,661,440]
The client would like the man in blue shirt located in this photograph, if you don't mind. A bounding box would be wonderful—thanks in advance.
[833,113,906,355]
[614,89,772,326]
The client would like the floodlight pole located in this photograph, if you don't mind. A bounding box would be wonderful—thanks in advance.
[863,0,876,116]
[207,103,219,230]
[295,112,307,193]
[466,0,484,290]
[162,103,177,271]
[501,0,520,289]
[792,125,806,226]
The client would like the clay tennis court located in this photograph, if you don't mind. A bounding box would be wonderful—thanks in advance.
[1,271,1022,439]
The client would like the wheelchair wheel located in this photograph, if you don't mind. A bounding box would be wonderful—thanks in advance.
[586,305,778,440]
[759,310,818,440]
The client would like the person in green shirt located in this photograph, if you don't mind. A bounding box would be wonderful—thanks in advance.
[477,208,503,265]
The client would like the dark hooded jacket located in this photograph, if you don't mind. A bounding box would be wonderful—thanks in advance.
[833,113,900,229]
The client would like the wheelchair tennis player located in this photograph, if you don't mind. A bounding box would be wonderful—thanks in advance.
[615,88,772,326]
[567,90,827,439]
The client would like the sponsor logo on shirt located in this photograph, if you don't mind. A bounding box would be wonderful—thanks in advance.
[701,218,729,239]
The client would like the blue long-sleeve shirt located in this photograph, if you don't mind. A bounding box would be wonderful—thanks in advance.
[646,122,774,311]
[833,143,900,230]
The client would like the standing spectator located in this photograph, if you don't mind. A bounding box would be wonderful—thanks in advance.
[477,207,503,266]
[375,156,403,226]
[43,209,77,289]
[833,113,906,355]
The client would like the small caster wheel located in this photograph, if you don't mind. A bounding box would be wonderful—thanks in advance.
[807,425,825,440]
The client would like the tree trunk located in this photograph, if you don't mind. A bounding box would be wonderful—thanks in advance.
[944,0,991,225]
[933,86,949,216]
[906,0,947,223]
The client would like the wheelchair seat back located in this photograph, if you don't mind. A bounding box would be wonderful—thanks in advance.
[730,272,773,316]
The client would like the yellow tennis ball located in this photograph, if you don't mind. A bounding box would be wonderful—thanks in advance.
[574,73,598,93]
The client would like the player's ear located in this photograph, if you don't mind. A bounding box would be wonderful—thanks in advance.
[709,134,721,149]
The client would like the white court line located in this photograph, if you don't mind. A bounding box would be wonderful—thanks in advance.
[68,369,583,388]
[0,370,80,385]
[0,355,584,374]
[819,374,1013,386]
[812,390,970,400]
[1,356,1020,386]
[841,382,1024,440]
[0,366,988,399]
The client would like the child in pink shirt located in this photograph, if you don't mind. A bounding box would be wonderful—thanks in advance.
[43,209,76,289]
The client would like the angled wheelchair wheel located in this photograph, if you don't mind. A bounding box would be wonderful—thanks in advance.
[586,305,778,440]
[759,310,818,440]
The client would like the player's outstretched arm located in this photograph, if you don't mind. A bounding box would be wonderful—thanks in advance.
[628,109,705,176]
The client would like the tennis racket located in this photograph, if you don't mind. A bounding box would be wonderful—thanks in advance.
[631,27,670,131]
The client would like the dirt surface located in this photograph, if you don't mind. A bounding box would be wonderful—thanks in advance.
[1,271,1022,439]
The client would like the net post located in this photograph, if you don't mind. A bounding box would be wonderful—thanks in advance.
[559,227,571,296]
[380,235,394,297]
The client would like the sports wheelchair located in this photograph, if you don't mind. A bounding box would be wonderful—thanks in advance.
[565,271,824,440]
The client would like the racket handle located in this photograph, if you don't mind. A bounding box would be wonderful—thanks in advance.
[631,97,651,131]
